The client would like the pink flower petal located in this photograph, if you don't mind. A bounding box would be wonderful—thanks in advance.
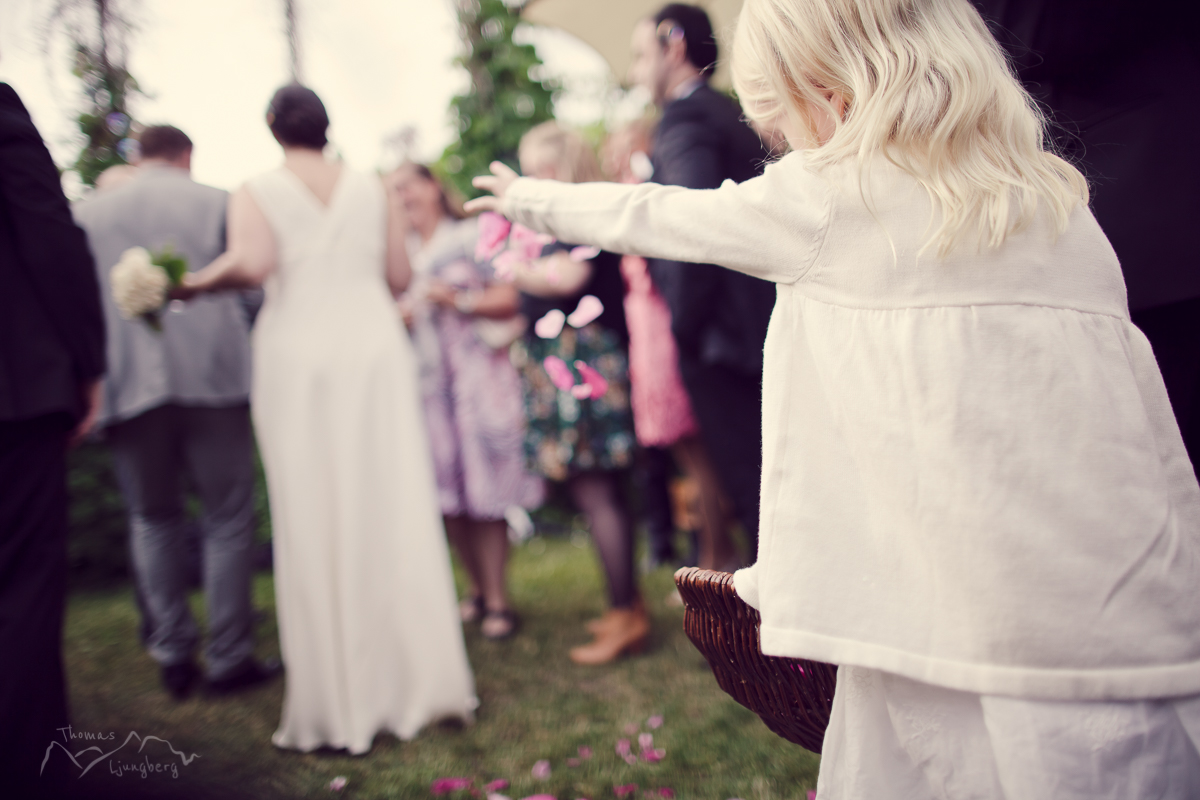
[658,791,675,799]
[484,780,510,792]
[641,749,665,763]
[329,776,348,792]
[578,746,593,759]
[520,795,557,800]
[646,716,663,730]
[615,738,631,756]
[510,224,556,261]
[543,356,576,392]
[574,360,609,399]
[534,309,566,339]
[432,777,473,795]
[570,384,593,399]
[569,245,601,262]
[566,295,604,328]
[492,250,522,282]
[614,785,638,798]
[531,760,552,780]
[637,733,653,751]
[475,212,513,262]
[807,793,817,800]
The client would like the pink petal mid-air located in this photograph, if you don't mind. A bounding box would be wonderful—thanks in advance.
[531,760,552,780]
[647,716,663,730]
[475,212,513,262]
[566,295,604,328]
[569,245,601,262]
[615,738,631,757]
[543,356,576,392]
[807,792,817,800]
[637,733,653,751]
[484,780,510,792]
[578,747,593,760]
[491,250,522,282]
[328,776,348,792]
[574,361,609,399]
[534,309,566,339]
[510,224,556,261]
[432,777,473,795]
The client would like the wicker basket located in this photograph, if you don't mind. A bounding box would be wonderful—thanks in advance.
[674,567,838,753]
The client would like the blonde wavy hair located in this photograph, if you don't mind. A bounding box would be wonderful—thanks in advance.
[732,0,1089,254]
[518,121,603,185]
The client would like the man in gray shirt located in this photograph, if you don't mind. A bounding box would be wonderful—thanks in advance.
[74,125,278,699]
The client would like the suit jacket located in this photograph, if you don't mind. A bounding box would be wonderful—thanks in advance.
[73,166,252,426]
[649,83,777,375]
[971,0,1200,311]
[0,83,105,423]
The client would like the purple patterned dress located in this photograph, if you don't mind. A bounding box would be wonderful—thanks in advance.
[404,218,544,520]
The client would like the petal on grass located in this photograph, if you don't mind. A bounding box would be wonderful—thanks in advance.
[646,716,663,730]
[641,749,665,763]
[328,776,348,792]
[614,785,638,798]
[485,780,510,792]
[432,777,473,795]
[615,739,631,756]
[637,733,653,751]
[531,760,552,780]
[579,747,593,760]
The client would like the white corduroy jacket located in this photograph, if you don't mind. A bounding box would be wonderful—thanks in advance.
[501,152,1200,700]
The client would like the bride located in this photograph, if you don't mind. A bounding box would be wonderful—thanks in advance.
[180,84,477,753]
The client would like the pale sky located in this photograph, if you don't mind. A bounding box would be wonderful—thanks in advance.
[0,0,637,193]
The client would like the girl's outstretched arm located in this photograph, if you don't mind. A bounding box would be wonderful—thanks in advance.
[468,158,828,285]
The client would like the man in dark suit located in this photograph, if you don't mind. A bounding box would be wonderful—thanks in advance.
[0,82,105,789]
[629,4,776,558]
[971,0,1200,471]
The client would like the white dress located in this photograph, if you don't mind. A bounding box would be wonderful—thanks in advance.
[248,166,477,754]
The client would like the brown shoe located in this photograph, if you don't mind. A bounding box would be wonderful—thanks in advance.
[585,595,645,634]
[570,606,650,665]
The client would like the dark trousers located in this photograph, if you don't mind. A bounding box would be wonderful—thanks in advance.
[0,415,71,786]
[678,358,762,558]
[1132,296,1200,473]
[106,404,257,678]
[635,446,678,565]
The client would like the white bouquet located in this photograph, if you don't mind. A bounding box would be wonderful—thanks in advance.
[110,245,188,330]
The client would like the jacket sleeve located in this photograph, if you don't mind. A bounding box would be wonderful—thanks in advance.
[0,87,106,383]
[501,152,828,287]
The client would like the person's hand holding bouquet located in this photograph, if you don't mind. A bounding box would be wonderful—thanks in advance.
[110,245,188,330]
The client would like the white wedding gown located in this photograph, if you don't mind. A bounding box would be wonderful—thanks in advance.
[247,166,477,754]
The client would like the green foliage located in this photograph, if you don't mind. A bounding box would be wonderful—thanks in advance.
[150,244,189,285]
[437,0,557,198]
[66,442,129,587]
[44,0,141,186]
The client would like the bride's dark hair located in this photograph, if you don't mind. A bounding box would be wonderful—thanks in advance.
[266,84,329,150]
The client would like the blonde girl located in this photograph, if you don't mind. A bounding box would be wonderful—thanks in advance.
[470,0,1200,796]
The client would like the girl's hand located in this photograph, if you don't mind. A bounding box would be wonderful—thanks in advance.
[465,161,519,214]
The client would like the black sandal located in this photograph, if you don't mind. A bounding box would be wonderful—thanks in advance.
[481,609,520,640]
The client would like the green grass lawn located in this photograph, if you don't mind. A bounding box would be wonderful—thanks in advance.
[61,536,819,799]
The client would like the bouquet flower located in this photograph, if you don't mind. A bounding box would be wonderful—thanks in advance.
[110,245,189,330]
